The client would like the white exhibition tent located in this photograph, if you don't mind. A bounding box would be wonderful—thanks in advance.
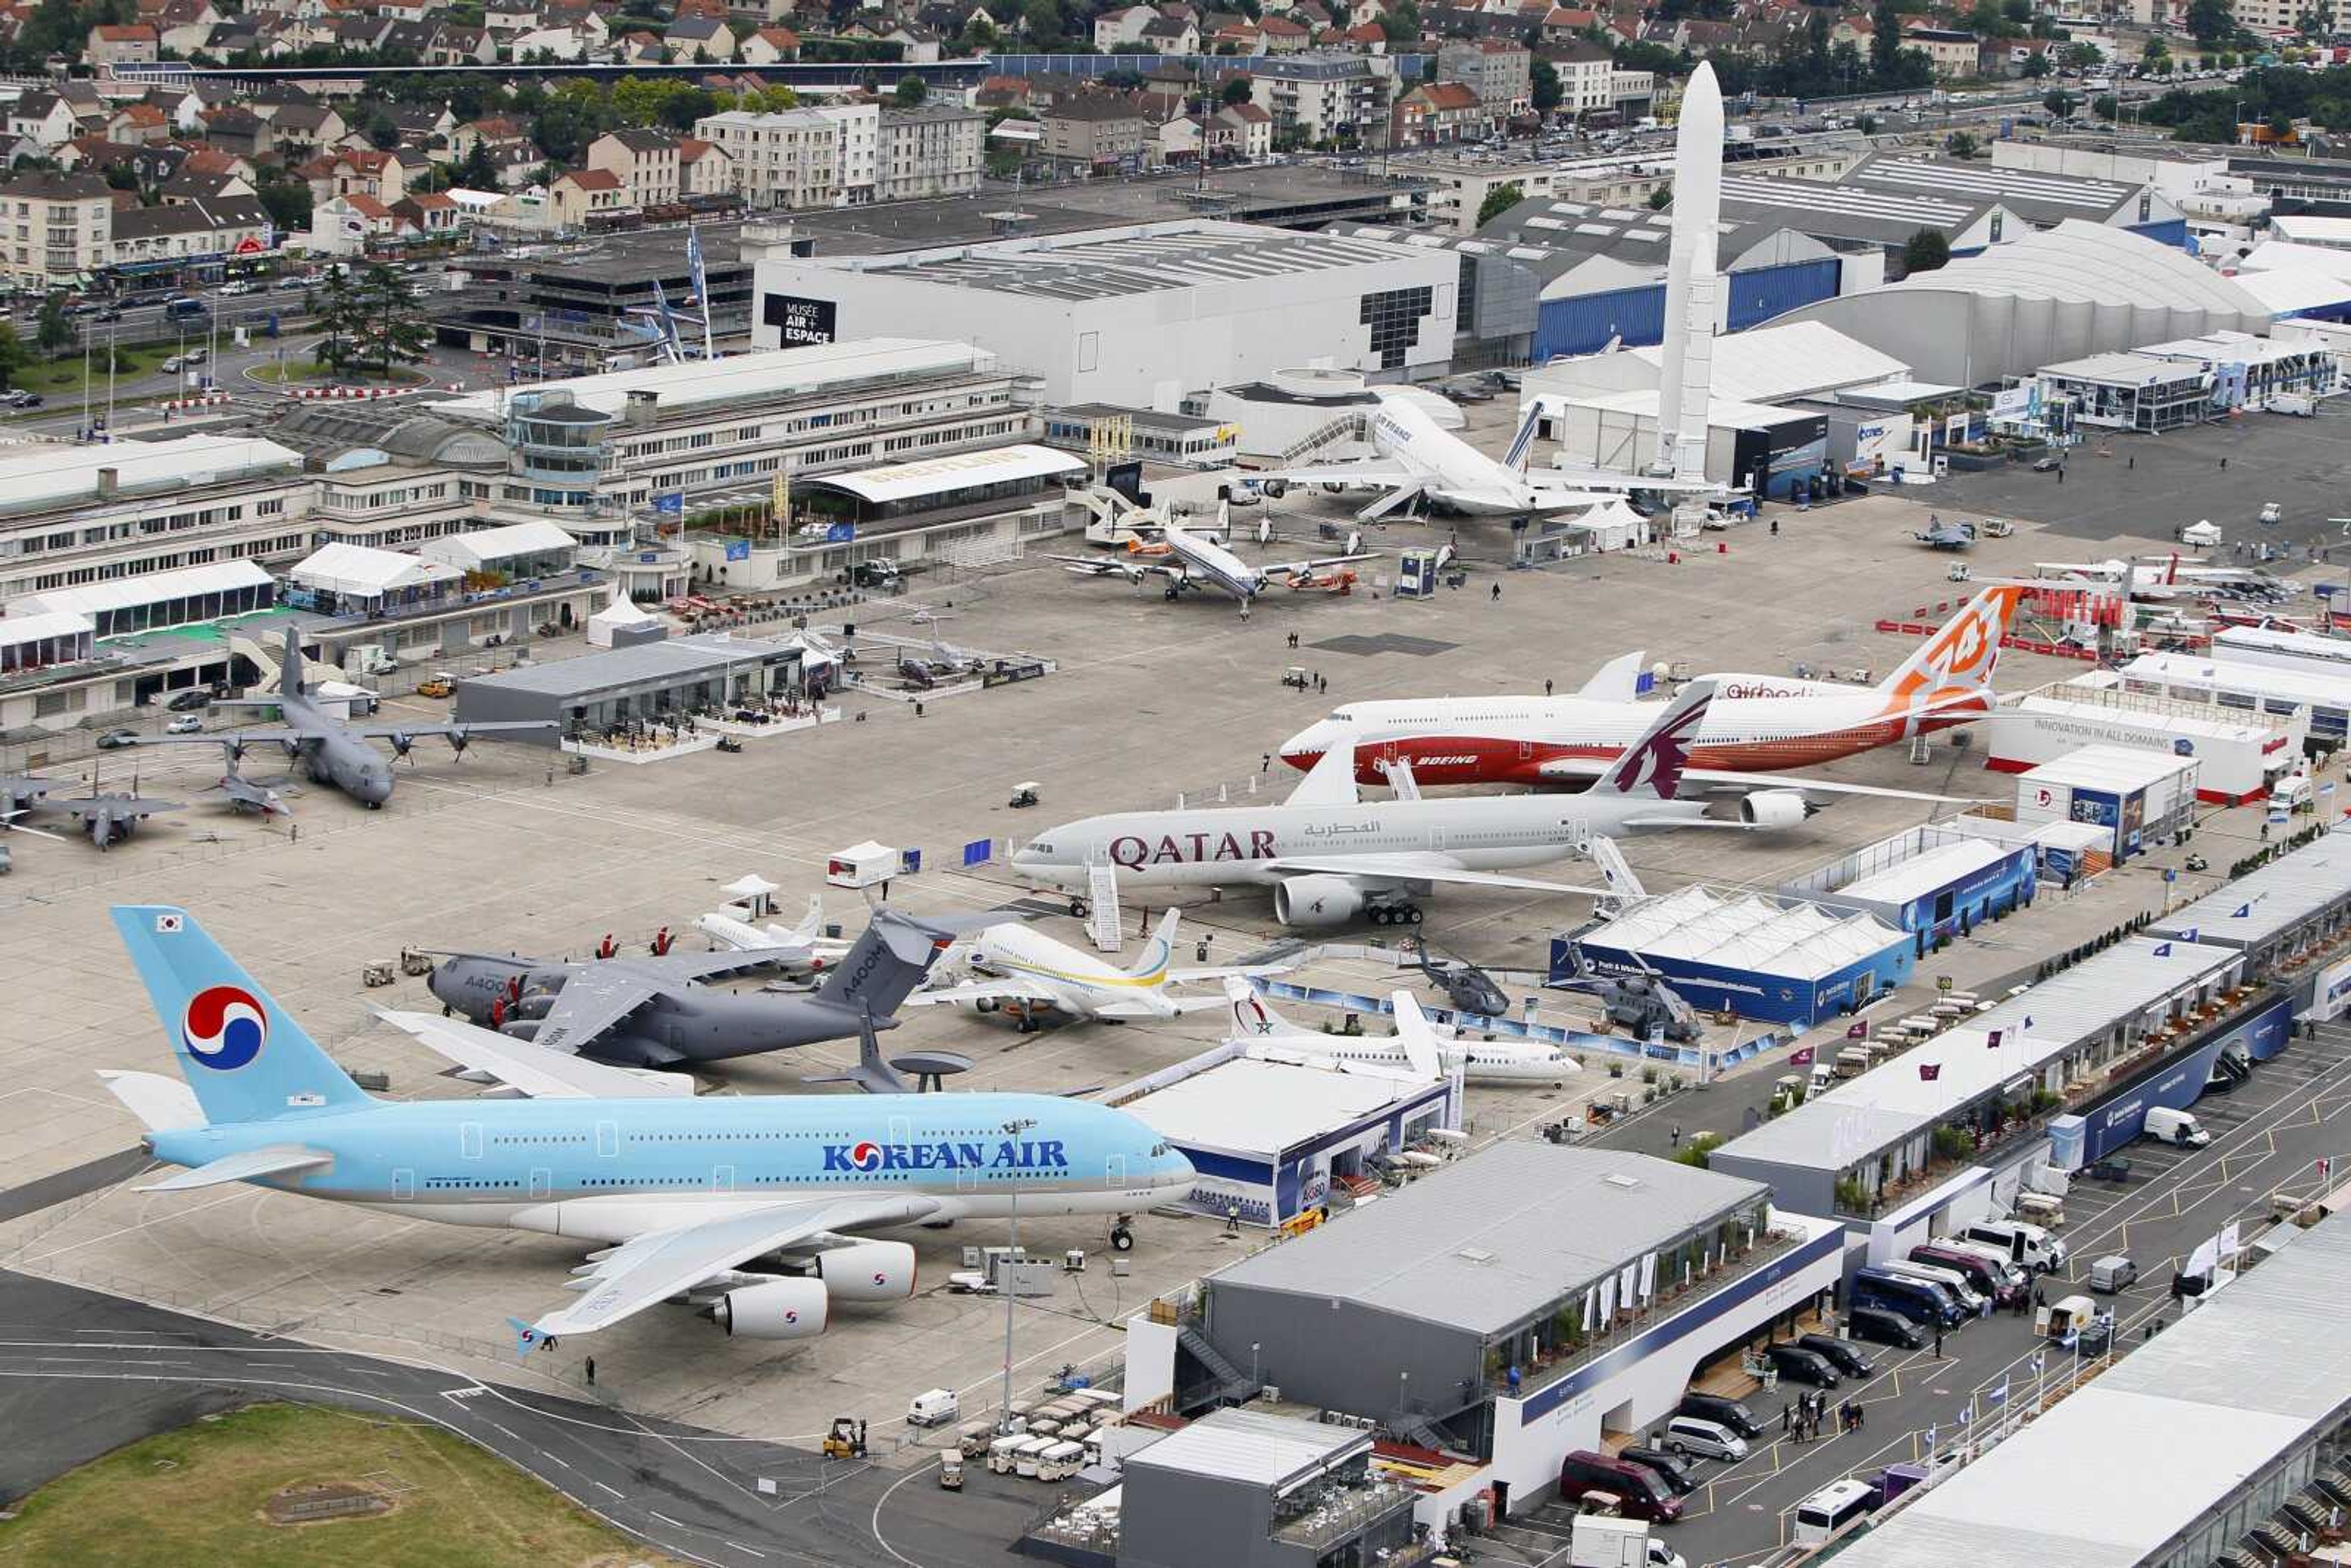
[586,581,663,648]
[290,541,460,602]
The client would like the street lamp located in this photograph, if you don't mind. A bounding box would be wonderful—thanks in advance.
[998,1115,1038,1434]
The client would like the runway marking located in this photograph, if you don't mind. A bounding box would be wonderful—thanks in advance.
[725,1543,768,1559]
[868,1461,940,1568]
[651,1510,687,1529]
[542,1451,572,1469]
[594,1479,623,1498]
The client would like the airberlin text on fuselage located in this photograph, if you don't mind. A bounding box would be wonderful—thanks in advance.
[1719,683,1812,700]
[1110,830,1277,869]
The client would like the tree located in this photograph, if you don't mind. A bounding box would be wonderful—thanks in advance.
[2187,0,2234,42]
[1901,227,1951,274]
[0,323,25,391]
[1477,181,1524,226]
[893,74,927,106]
[2044,89,2075,117]
[2093,92,2119,119]
[456,138,499,190]
[361,103,399,150]
[2020,49,2049,77]
[102,162,138,191]
[1220,75,1253,105]
[1869,0,1902,81]
[1531,56,1562,114]
[1646,179,1672,209]
[34,293,71,356]
[258,173,312,233]
[312,268,367,377]
[1945,129,1979,157]
[357,263,429,380]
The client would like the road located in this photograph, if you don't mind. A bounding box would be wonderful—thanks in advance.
[1504,1013,2351,1568]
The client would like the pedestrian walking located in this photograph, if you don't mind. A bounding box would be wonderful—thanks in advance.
[1544,678,1554,697]
[2221,456,2229,470]
[1770,517,1780,536]
[1782,1402,1793,1436]
[1261,752,1272,773]
[1670,1124,1682,1149]
[1490,581,1501,602]
[2033,1281,2045,1309]
[2057,467,2064,485]
[585,1356,596,1386]
[2128,454,2135,470]
[1933,1324,1944,1360]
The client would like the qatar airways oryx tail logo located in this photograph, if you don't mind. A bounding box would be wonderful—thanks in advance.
[1602,689,1708,798]
[182,985,268,1071]
[824,1138,1071,1174]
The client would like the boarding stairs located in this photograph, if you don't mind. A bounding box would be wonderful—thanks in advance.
[1085,858,1123,953]
[1278,412,1371,467]
[1575,826,1647,918]
[1177,1325,1262,1409]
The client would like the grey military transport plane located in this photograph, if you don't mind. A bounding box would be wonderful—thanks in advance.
[128,630,551,808]
[422,906,966,1081]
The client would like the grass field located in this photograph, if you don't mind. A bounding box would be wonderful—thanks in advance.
[13,346,167,396]
[0,1401,681,1567]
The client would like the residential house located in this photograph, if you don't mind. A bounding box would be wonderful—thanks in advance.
[451,116,531,162]
[1543,37,1616,116]
[142,0,223,52]
[878,20,940,59]
[310,191,402,255]
[1158,113,1202,163]
[1043,94,1146,167]
[302,146,405,208]
[1259,13,1310,50]
[738,23,798,61]
[675,136,731,201]
[86,22,160,65]
[1141,13,1199,50]
[104,103,172,146]
[8,93,78,150]
[549,167,633,229]
[1210,98,1273,160]
[664,13,736,59]
[1394,80,1485,144]
[265,102,343,160]
[587,128,680,209]
[691,107,841,209]
[1212,19,1265,50]
[974,74,1033,110]
[507,25,587,59]
[614,29,664,62]
[1093,2,1155,45]
[391,189,463,241]
[429,22,495,62]
[1904,26,1980,76]
[199,107,273,161]
[0,171,114,290]
[876,101,981,198]
[157,167,255,206]
[386,102,456,144]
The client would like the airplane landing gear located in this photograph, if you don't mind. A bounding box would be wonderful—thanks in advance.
[1110,1220,1135,1252]
[1069,897,1089,919]
[1370,904,1424,926]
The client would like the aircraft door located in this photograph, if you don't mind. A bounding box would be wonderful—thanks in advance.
[391,1168,415,1200]
[460,1122,483,1160]
[596,1120,618,1158]
[1105,1155,1126,1191]
[713,1165,736,1193]
[530,1167,551,1199]
[1518,739,1534,760]
[888,1114,912,1145]
[956,1163,980,1193]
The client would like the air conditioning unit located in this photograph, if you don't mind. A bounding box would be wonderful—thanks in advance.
[1262,1385,1280,1402]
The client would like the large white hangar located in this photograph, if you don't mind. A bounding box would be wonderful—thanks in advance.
[1771,220,2272,386]
[747,219,1461,406]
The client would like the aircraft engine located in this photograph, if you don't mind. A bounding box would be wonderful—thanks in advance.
[1273,875,1367,929]
[498,1019,544,1042]
[811,1240,918,1303]
[1259,479,1288,498]
[1739,790,1814,828]
[711,1277,829,1340]
[508,991,560,1022]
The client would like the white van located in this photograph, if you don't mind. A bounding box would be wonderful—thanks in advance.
[1662,1414,1748,1461]
[1963,1218,2067,1272]
[2145,1106,2211,1147]
[1939,1237,2030,1291]
[1793,1479,1877,1545]
[2270,774,2313,822]
[908,1388,959,1428]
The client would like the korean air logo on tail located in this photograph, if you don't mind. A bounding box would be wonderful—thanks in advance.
[1604,689,1709,798]
[182,985,267,1071]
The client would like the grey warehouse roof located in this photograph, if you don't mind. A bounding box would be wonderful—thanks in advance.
[826,222,1436,302]
[1714,171,2013,248]
[2153,822,2351,951]
[1834,1206,2351,1568]
[1124,1408,1368,1489]
[1209,1144,1766,1337]
[1715,936,2244,1174]
[1843,152,2150,228]
[459,634,801,698]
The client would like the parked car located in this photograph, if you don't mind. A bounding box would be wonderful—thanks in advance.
[1794,1334,1877,1378]
[1662,1414,1749,1461]
[1761,1343,1842,1389]
[1618,1446,1700,1495]
[1846,1305,1925,1349]
[2032,455,2061,471]
[160,356,184,374]
[164,714,203,735]
[1676,1392,1764,1439]
[164,688,212,711]
[1558,1449,1685,1523]
[96,728,139,749]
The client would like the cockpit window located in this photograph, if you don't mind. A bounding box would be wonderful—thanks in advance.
[1149,1142,1172,1157]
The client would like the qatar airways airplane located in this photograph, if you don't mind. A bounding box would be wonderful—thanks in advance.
[1279,585,2025,792]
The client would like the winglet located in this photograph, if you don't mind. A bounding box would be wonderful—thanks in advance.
[1284,743,1361,807]
[1391,991,1442,1079]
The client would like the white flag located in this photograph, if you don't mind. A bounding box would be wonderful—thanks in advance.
[1638,1251,1657,1300]
[1583,1288,1599,1333]
[1599,1275,1618,1321]
[2218,1221,2242,1258]
[2188,1236,2221,1277]
[1619,1261,1638,1307]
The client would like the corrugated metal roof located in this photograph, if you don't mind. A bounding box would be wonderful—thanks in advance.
[460,632,802,697]
[2152,823,2351,950]
[1123,1408,1368,1488]
[429,340,990,422]
[1715,937,2242,1174]
[2017,743,2197,793]
[2124,650,2351,708]
[1834,1207,2351,1568]
[1835,838,2014,909]
[0,433,300,518]
[1209,1144,1764,1336]
[1122,1058,1438,1157]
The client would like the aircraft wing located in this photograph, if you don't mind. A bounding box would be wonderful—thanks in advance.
[1046,553,1180,583]
[901,977,1060,1010]
[1100,992,1243,1018]
[1266,550,1381,576]
[124,728,305,748]
[636,948,805,983]
[531,966,663,1055]
[1250,459,1418,492]
[64,800,181,819]
[372,1009,694,1098]
[345,721,554,740]
[1540,466,1726,495]
[1265,854,1605,896]
[1165,963,1289,984]
[1683,769,1980,805]
[530,1193,943,1341]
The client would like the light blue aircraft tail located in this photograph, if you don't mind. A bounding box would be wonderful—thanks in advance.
[111,905,372,1126]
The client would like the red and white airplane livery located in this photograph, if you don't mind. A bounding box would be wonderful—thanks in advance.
[1279,585,2025,789]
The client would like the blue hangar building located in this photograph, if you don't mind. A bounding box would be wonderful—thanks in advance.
[1554,885,1916,1029]
[1782,828,2041,950]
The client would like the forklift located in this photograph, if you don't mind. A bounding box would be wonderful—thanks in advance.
[822,1418,869,1461]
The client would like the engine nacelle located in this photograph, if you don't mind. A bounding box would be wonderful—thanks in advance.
[508,991,560,1021]
[711,1277,829,1340]
[498,1019,545,1042]
[1259,478,1288,498]
[1273,874,1366,929]
[814,1239,918,1303]
[1739,789,1814,828]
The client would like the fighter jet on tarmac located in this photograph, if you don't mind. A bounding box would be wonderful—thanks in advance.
[127,629,552,808]
[59,783,181,849]
[204,750,293,819]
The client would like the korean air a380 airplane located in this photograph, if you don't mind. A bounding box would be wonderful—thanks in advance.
[100,906,1193,1354]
